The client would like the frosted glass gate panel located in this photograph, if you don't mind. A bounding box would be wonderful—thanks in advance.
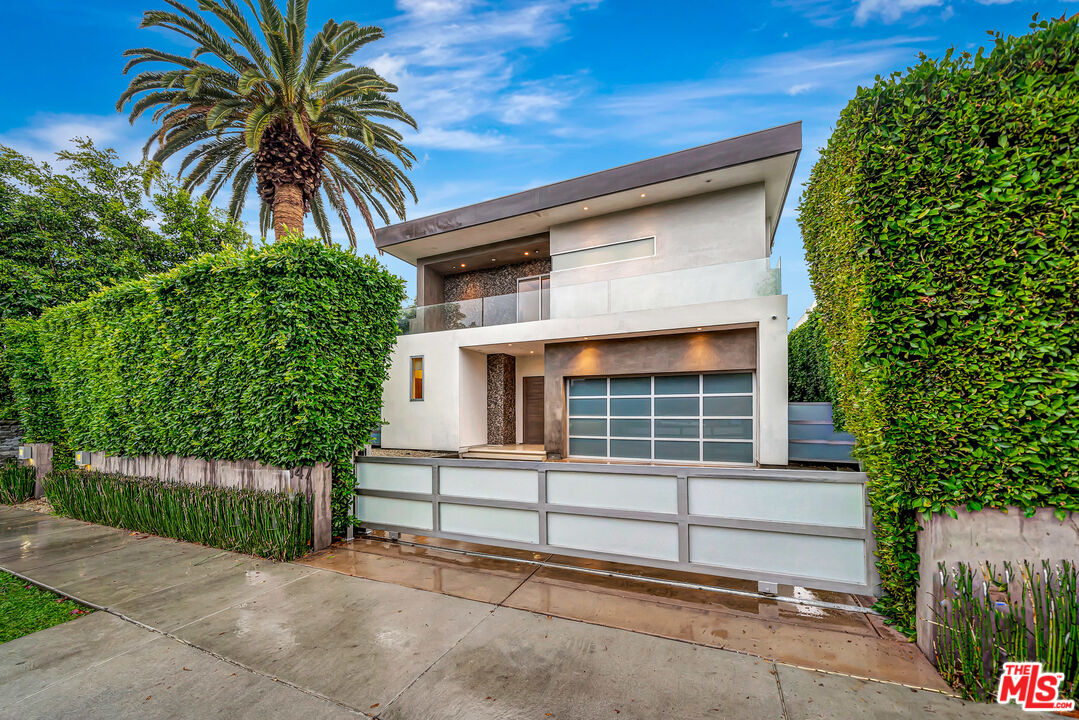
[355,458,879,595]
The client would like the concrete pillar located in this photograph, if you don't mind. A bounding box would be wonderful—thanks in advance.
[26,442,53,498]
[916,506,1079,659]
[486,353,516,445]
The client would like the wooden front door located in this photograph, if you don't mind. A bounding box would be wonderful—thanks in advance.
[522,376,545,445]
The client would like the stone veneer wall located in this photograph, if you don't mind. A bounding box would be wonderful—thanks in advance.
[486,354,516,444]
[443,258,551,302]
[0,420,21,460]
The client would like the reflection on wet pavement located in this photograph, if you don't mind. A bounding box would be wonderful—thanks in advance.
[300,533,949,691]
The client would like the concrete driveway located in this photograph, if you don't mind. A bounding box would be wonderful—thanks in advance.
[0,507,1026,719]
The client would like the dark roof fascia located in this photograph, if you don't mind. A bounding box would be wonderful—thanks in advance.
[375,121,802,249]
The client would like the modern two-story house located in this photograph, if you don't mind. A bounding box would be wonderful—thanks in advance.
[376,122,799,467]
[357,123,880,596]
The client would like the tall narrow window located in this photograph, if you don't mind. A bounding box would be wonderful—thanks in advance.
[410,356,424,401]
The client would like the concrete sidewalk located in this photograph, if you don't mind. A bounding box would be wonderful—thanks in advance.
[0,507,1023,719]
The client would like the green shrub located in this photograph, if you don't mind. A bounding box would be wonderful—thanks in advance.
[1,319,63,445]
[933,560,1077,702]
[45,469,313,560]
[787,310,841,425]
[5,236,404,532]
[799,17,1079,633]
[0,139,248,420]
[0,460,35,504]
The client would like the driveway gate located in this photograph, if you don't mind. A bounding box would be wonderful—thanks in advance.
[355,457,879,595]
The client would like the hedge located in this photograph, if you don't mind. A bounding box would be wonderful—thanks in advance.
[0,320,74,471]
[787,310,841,424]
[6,236,405,532]
[798,17,1079,633]
[45,469,312,560]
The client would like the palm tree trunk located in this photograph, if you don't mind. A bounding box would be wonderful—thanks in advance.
[272,183,305,240]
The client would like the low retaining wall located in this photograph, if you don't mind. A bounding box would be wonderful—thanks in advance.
[18,445,330,552]
[916,506,1079,658]
[85,452,332,552]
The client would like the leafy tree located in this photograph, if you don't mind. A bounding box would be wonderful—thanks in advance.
[0,138,248,417]
[117,0,417,247]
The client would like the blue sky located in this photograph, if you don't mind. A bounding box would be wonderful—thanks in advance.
[0,0,1069,323]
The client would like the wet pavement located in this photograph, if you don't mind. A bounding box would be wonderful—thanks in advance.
[298,533,947,690]
[0,506,1027,719]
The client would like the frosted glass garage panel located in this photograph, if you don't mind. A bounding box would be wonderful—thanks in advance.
[439,466,538,503]
[547,514,678,562]
[439,504,539,543]
[689,525,866,584]
[356,463,431,494]
[546,471,677,514]
[688,478,865,528]
[355,496,432,530]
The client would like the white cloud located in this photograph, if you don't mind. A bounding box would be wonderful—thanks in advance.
[854,0,942,24]
[395,0,476,17]
[787,83,814,95]
[375,0,598,147]
[500,87,572,124]
[410,126,506,150]
[0,112,142,165]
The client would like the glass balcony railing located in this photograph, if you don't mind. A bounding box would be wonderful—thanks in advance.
[397,257,781,335]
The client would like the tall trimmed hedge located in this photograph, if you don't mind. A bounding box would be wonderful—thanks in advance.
[5,236,404,531]
[787,310,840,422]
[799,18,1079,632]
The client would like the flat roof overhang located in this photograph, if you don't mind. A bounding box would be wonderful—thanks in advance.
[375,122,801,265]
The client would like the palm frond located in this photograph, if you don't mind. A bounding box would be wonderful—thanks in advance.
[118,0,417,245]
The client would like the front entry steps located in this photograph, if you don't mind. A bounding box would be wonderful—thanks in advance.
[460,444,547,461]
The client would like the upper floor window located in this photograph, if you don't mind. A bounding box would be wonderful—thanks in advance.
[410,356,424,400]
[551,236,655,272]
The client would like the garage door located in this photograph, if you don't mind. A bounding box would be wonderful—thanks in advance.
[566,372,755,464]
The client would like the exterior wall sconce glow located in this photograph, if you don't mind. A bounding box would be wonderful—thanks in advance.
[17,445,32,460]
[75,451,92,467]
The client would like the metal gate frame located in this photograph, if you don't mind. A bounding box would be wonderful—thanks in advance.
[355,456,879,596]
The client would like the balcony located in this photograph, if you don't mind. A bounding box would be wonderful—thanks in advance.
[398,257,781,335]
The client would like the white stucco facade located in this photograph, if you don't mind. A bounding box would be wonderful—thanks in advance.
[373,126,799,467]
[380,291,789,464]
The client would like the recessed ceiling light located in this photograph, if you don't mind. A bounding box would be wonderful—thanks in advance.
[696,327,702,331]
[582,206,589,211]
[529,350,534,354]
[524,251,530,256]
[460,263,466,268]
[508,343,512,346]
[490,257,496,261]
[640,193,646,198]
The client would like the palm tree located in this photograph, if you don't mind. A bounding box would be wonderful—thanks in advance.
[117,0,417,247]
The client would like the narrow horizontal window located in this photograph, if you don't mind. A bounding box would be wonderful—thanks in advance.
[568,378,607,397]
[610,439,651,459]
[551,236,655,271]
[703,396,752,417]
[610,376,650,396]
[703,442,753,463]
[569,418,607,437]
[569,438,607,457]
[703,373,753,394]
